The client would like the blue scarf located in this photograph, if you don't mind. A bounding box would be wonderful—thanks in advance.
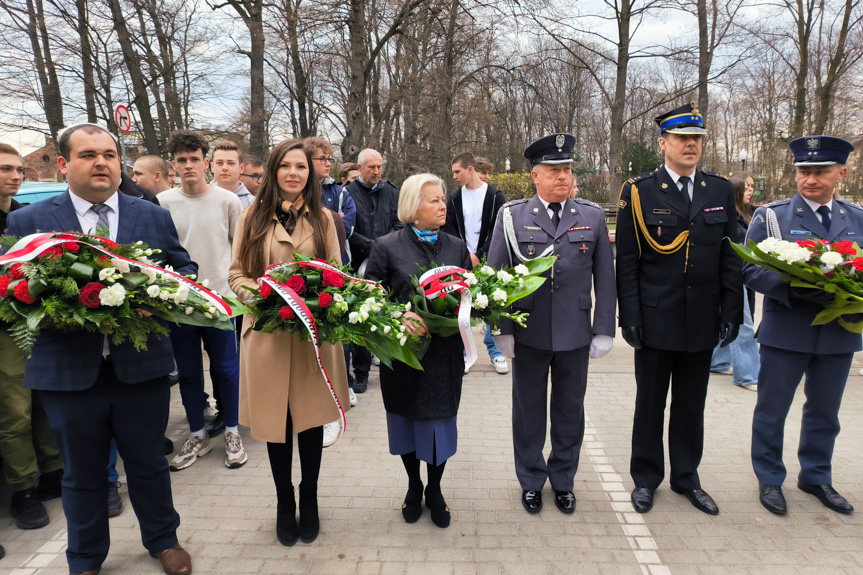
[410,224,438,244]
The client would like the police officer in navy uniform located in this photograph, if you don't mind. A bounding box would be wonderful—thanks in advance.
[745,135,859,516]
[616,103,743,515]
[487,133,616,514]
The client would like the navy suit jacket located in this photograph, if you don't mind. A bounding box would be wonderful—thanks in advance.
[745,194,863,355]
[5,191,197,391]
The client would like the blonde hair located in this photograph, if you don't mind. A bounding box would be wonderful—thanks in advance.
[398,173,446,224]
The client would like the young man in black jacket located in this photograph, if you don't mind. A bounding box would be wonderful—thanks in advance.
[442,152,508,374]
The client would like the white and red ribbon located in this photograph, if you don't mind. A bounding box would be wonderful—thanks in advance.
[418,266,477,369]
[0,232,233,316]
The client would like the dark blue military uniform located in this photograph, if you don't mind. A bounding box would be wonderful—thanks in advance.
[746,195,863,486]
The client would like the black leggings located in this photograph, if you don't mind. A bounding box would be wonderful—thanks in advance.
[266,408,323,491]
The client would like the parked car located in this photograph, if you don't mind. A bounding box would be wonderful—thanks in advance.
[15,182,68,206]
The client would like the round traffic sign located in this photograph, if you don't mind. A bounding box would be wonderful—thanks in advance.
[114,105,131,133]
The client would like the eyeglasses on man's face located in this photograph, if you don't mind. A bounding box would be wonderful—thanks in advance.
[241,173,263,181]
[312,156,335,165]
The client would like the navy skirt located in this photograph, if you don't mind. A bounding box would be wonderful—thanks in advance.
[386,412,457,465]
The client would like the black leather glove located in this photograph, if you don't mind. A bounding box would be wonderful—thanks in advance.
[719,322,740,348]
[789,286,835,306]
[621,326,644,350]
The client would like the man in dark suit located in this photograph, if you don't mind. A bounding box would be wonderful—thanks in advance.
[442,152,508,374]
[5,124,195,575]
[616,103,743,515]
[745,135,859,516]
[488,133,617,514]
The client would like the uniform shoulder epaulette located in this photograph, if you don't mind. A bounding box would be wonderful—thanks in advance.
[573,198,601,210]
[836,199,863,212]
[627,171,656,185]
[503,198,529,208]
[763,199,790,208]
[701,170,728,180]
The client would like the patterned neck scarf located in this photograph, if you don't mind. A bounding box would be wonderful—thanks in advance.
[276,197,305,235]
[410,224,438,244]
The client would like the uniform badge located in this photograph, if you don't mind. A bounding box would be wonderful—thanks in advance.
[840,209,846,215]
[653,209,671,214]
[580,243,589,253]
[661,183,668,189]
[532,207,539,213]
[556,134,565,151]
[806,137,820,150]
[524,225,541,231]
[790,230,812,235]
[570,208,576,213]
[701,181,706,187]
[703,206,723,212]
[527,244,536,255]
[618,199,627,209]
[796,208,804,213]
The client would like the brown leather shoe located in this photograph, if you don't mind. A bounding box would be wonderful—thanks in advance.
[151,543,192,575]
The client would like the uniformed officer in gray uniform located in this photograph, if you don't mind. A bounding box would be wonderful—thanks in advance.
[745,135,860,516]
[487,133,616,514]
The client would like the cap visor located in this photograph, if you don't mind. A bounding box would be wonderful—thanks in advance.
[665,127,707,135]
[536,159,574,165]
[794,160,840,166]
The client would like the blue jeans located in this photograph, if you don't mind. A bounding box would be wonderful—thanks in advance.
[170,323,240,431]
[484,324,502,359]
[710,289,759,386]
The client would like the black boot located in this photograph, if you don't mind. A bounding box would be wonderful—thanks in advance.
[11,488,49,529]
[400,453,423,523]
[298,483,319,543]
[276,488,299,546]
[425,461,450,528]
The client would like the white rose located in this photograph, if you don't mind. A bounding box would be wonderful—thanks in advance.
[173,285,189,303]
[185,307,194,315]
[349,312,360,324]
[463,272,478,286]
[514,264,530,276]
[492,288,508,303]
[98,267,116,281]
[475,293,489,309]
[480,265,495,276]
[820,251,844,269]
[98,283,126,307]
[110,258,131,274]
[496,270,513,283]
[146,285,161,298]
[141,268,157,285]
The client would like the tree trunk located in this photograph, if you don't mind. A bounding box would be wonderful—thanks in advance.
[343,0,368,161]
[26,0,64,146]
[75,0,97,123]
[286,0,312,136]
[247,5,267,156]
[791,0,813,138]
[609,0,631,203]
[813,0,856,133]
[696,0,711,120]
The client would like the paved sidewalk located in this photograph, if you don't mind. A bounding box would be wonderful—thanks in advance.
[4,326,863,574]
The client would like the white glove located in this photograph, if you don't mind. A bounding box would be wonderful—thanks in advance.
[589,335,613,359]
[493,334,516,359]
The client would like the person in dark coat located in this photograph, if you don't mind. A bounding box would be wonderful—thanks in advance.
[365,173,470,530]
[616,103,743,516]
[745,135,860,516]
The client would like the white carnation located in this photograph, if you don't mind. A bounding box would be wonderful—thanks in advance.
[404,301,411,312]
[98,283,126,307]
[146,285,161,298]
[349,312,360,324]
[475,293,489,309]
[480,265,495,276]
[200,279,209,288]
[496,270,513,283]
[141,268,157,285]
[492,288,508,303]
[173,285,189,303]
[463,272,478,286]
[144,249,153,256]
[756,237,785,253]
[514,264,530,276]
[820,251,844,269]
[110,258,131,274]
[135,241,144,245]
[159,290,171,300]
[98,267,116,281]
[370,325,378,332]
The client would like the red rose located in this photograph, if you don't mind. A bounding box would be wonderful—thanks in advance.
[9,263,25,279]
[63,242,80,253]
[279,306,296,320]
[852,257,863,272]
[835,241,856,256]
[78,282,106,308]
[99,255,109,261]
[41,247,63,260]
[260,282,272,298]
[285,275,306,295]
[319,292,333,308]
[0,275,10,297]
[13,281,36,304]
[100,239,119,249]
[322,270,345,288]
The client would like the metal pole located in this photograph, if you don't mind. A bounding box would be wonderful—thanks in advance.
[121,132,127,174]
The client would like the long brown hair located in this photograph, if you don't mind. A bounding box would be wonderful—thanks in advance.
[238,139,330,278]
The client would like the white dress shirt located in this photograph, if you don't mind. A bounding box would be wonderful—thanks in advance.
[69,191,120,241]
[664,165,696,202]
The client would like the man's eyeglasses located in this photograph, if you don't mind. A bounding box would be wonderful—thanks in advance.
[312,156,335,165]
[241,173,263,181]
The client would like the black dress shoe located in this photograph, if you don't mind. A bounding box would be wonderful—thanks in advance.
[553,490,575,514]
[35,468,64,501]
[204,411,225,438]
[631,487,655,513]
[798,481,854,514]
[670,485,719,515]
[759,483,787,515]
[163,436,174,456]
[521,490,542,513]
[11,488,50,529]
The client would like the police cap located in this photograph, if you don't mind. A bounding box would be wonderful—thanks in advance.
[789,135,855,166]
[654,102,707,135]
[523,133,575,166]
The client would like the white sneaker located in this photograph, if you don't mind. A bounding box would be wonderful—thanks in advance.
[491,356,509,374]
[169,433,212,471]
[371,356,381,366]
[464,363,471,374]
[203,404,218,423]
[225,431,248,468]
[322,421,340,448]
[349,388,358,407]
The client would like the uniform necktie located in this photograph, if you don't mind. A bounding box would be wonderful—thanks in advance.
[678,176,691,210]
[549,202,561,228]
[91,203,111,238]
[817,205,831,232]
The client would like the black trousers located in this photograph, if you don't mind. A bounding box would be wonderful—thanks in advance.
[630,346,712,491]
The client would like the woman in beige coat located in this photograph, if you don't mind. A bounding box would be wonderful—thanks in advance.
[228,138,349,546]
